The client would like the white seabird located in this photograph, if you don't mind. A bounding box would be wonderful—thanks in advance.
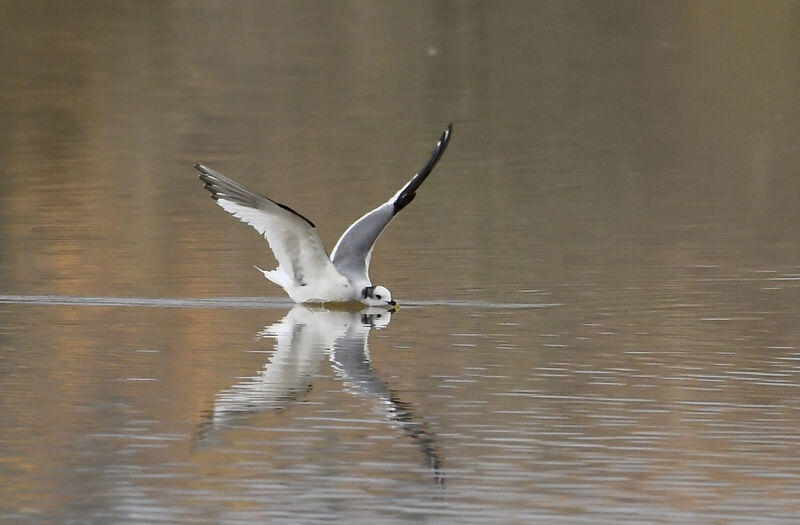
[196,124,452,307]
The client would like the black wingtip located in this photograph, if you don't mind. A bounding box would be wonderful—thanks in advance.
[422,123,453,175]
[392,124,453,214]
[433,123,453,165]
[195,163,213,181]
[195,162,318,229]
[442,123,452,144]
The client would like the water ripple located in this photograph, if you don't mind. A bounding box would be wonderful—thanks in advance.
[0,294,557,310]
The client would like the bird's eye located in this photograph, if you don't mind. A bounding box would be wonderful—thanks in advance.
[376,294,382,300]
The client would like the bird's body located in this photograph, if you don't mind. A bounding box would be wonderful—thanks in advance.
[197,124,451,307]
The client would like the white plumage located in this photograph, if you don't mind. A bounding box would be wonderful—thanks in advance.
[197,124,451,307]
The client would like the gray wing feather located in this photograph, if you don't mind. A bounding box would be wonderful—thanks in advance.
[330,124,452,283]
[331,204,395,282]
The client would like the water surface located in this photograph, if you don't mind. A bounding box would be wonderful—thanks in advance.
[2,1,800,523]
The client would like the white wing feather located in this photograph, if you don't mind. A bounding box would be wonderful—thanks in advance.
[197,164,344,295]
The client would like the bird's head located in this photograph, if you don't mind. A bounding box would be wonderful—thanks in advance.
[361,285,396,308]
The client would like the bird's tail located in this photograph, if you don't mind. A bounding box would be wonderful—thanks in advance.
[254,265,291,290]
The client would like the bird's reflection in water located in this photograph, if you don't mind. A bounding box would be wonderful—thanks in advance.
[195,305,443,485]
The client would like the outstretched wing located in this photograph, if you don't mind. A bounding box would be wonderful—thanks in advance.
[196,164,339,288]
[330,124,452,283]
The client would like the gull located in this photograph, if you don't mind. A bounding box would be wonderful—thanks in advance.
[196,124,451,307]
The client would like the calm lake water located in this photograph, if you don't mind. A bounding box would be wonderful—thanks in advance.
[2,2,800,523]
